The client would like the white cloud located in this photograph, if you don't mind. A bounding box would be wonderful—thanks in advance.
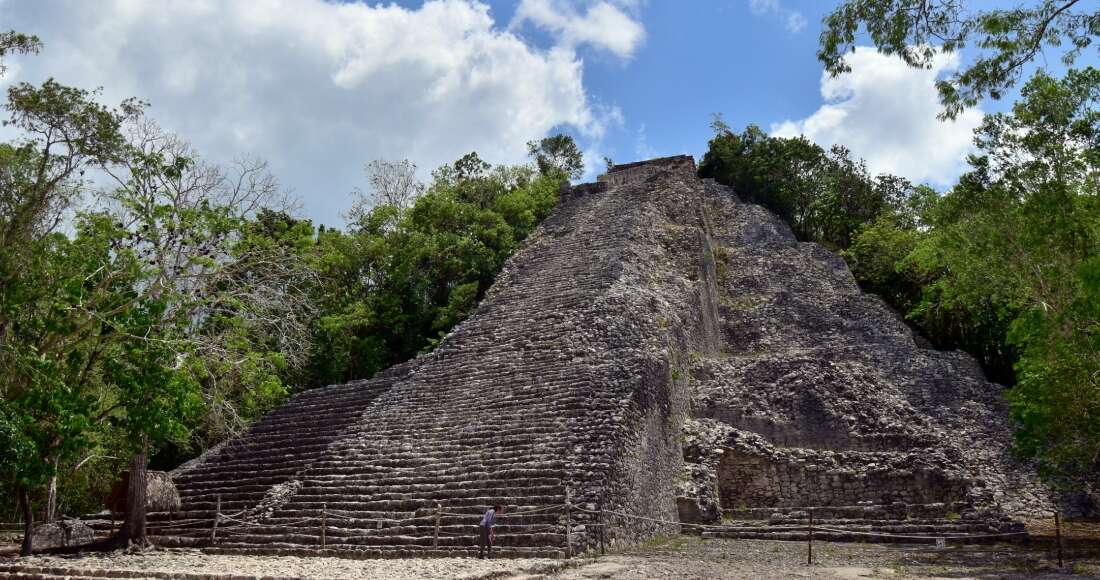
[786,11,807,33]
[748,0,804,33]
[634,123,658,159]
[772,47,983,185]
[749,0,779,14]
[512,0,645,59]
[0,0,635,226]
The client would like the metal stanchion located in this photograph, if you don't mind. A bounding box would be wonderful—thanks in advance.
[433,503,441,548]
[807,510,814,565]
[1055,511,1064,568]
[210,495,221,544]
[565,488,573,558]
[598,501,606,556]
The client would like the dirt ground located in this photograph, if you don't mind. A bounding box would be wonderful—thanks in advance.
[543,536,1100,580]
[2,536,1098,579]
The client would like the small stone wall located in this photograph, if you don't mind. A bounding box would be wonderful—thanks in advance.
[716,448,966,509]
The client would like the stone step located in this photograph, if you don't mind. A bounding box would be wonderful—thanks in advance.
[169,493,567,518]
[199,544,566,559]
[715,519,1020,534]
[178,473,566,498]
[176,466,572,496]
[192,443,571,473]
[722,503,971,521]
[700,527,1026,544]
[197,530,563,548]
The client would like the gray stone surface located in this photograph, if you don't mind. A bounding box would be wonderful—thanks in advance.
[32,520,94,549]
[679,174,1052,533]
[154,156,1049,556]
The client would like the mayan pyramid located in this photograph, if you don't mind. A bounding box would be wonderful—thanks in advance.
[152,156,1051,556]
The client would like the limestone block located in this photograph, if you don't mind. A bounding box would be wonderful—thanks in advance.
[32,520,94,549]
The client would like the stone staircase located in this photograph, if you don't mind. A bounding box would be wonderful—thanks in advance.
[701,504,1026,544]
[148,156,716,557]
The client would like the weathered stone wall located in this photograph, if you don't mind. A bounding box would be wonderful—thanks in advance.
[678,176,1053,522]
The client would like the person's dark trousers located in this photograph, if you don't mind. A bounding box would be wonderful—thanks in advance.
[478,525,493,558]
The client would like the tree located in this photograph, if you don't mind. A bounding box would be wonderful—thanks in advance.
[906,68,1100,484]
[527,134,584,180]
[346,159,424,227]
[0,30,40,76]
[0,97,312,552]
[819,0,1100,118]
[698,123,905,250]
[0,75,139,555]
[303,152,561,388]
[93,121,312,548]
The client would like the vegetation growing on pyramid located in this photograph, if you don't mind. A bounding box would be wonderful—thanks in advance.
[301,148,569,388]
[700,68,1100,489]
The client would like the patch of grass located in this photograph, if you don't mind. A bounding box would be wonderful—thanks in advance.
[1072,562,1099,575]
[637,534,698,552]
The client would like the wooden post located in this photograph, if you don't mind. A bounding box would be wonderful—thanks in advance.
[565,488,573,558]
[1055,511,1064,568]
[210,494,221,544]
[807,510,814,566]
[598,500,606,556]
[433,503,441,548]
[320,503,327,548]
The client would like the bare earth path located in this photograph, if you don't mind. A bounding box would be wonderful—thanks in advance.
[3,537,1098,579]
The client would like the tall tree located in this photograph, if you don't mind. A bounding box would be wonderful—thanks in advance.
[907,68,1100,484]
[819,0,1100,117]
[0,76,139,555]
[527,134,584,180]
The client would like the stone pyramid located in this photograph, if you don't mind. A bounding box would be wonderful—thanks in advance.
[153,156,1049,556]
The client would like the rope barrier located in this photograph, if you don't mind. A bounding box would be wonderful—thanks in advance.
[500,504,567,517]
[153,498,1044,553]
[582,506,1032,543]
[814,526,1029,541]
[577,506,722,532]
[148,518,211,530]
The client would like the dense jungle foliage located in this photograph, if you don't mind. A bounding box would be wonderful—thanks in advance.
[815,0,1100,495]
[700,68,1100,490]
[0,28,579,551]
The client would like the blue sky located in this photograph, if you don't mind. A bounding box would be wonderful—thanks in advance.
[0,0,1064,226]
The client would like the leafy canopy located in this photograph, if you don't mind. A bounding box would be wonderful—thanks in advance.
[819,0,1100,118]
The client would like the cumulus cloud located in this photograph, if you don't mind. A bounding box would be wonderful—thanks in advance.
[749,0,805,33]
[772,47,983,185]
[512,0,645,59]
[0,0,635,225]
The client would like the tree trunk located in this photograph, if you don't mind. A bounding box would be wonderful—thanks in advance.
[45,458,58,523]
[18,487,32,557]
[116,444,148,549]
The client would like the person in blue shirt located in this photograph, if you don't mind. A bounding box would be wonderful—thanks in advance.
[477,504,503,558]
